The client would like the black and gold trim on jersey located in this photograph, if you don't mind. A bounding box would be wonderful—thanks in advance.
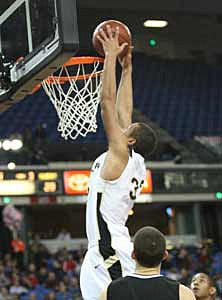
[97,192,122,280]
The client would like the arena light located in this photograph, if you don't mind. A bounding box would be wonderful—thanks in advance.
[0,140,2,149]
[8,162,16,170]
[10,139,23,151]
[216,192,222,199]
[149,39,157,47]
[2,140,11,151]
[3,197,11,204]
[143,20,168,28]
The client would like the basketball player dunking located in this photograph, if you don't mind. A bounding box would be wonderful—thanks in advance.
[80,25,157,300]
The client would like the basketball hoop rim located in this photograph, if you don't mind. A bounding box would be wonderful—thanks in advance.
[64,56,104,66]
[43,56,104,84]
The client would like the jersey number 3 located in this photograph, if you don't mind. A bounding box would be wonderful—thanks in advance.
[129,178,144,200]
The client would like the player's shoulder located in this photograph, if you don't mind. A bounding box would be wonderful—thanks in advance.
[160,276,179,286]
[103,277,131,300]
[91,152,107,168]
[179,284,196,300]
[132,150,145,167]
[132,149,144,161]
[108,276,129,290]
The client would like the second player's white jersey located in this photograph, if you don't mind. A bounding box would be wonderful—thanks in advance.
[86,150,146,249]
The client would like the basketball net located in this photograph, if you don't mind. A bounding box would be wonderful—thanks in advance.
[42,57,104,140]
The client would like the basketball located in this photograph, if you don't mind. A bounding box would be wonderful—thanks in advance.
[92,20,132,58]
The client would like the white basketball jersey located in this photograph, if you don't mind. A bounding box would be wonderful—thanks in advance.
[86,150,146,249]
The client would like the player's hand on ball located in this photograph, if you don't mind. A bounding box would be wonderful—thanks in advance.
[97,25,128,57]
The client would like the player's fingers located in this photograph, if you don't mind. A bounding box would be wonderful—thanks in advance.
[96,34,105,44]
[106,25,113,39]
[115,26,120,41]
[119,42,128,52]
[99,28,108,41]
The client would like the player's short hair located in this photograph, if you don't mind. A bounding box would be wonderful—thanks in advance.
[131,123,157,157]
[133,226,166,268]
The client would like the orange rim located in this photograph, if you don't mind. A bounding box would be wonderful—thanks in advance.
[64,56,104,67]
[32,56,104,92]
[44,70,103,84]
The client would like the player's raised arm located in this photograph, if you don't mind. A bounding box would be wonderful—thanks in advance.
[97,25,131,180]
[97,25,128,146]
[116,48,133,129]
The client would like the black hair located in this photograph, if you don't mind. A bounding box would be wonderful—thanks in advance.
[131,123,157,157]
[133,226,166,268]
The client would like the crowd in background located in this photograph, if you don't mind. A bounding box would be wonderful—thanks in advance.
[0,237,222,300]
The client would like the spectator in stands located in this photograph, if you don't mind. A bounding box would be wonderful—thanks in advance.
[179,268,191,286]
[63,253,76,274]
[51,259,64,281]
[11,294,19,300]
[191,273,216,300]
[56,229,71,242]
[44,291,56,300]
[68,276,81,298]
[25,263,39,288]
[214,274,222,298]
[162,252,175,271]
[9,276,28,296]
[0,287,11,300]
[29,235,46,266]
[198,245,212,273]
[33,244,50,269]
[28,292,37,300]
[56,281,72,300]
[165,267,181,281]
[44,271,58,289]
[4,254,14,278]
[56,248,69,262]
[37,266,48,284]
[0,264,10,287]
[176,247,192,270]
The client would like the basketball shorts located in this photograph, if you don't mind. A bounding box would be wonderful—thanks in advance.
[80,240,135,300]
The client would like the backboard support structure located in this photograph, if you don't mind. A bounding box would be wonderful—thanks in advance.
[0,0,79,112]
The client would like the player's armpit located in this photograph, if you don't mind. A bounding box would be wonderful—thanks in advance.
[100,145,129,181]
[99,288,107,300]
[179,284,196,300]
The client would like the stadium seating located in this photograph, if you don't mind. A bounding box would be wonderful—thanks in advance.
[0,53,222,142]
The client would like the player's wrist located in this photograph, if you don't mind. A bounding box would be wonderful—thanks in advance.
[105,51,118,59]
[122,67,132,75]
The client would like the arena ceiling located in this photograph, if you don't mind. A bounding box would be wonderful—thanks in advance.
[77,0,222,64]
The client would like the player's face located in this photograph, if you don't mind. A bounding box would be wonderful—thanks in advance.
[191,273,211,299]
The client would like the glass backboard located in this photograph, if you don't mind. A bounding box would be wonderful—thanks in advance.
[0,0,79,112]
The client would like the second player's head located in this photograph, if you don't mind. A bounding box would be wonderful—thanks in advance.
[124,122,157,157]
[132,226,167,268]
[190,273,216,300]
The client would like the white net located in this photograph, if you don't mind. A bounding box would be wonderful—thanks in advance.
[42,57,104,140]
